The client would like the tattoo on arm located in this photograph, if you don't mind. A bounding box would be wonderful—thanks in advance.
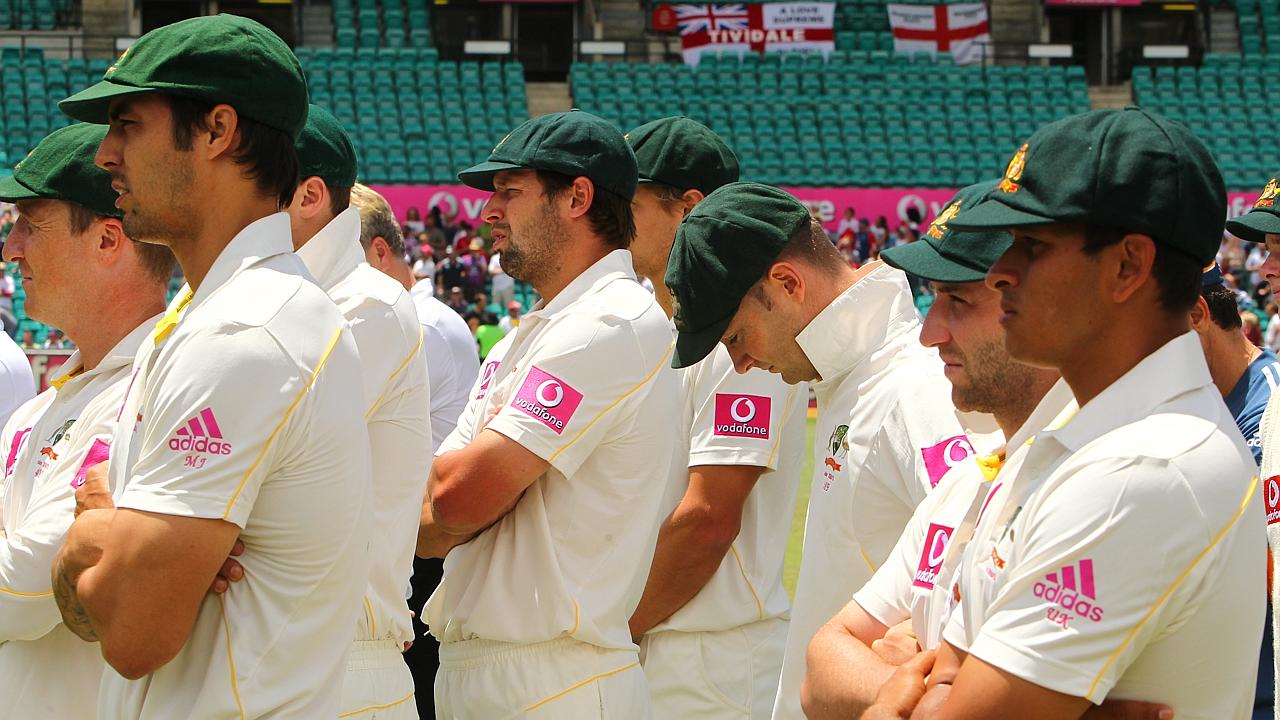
[53,559,98,642]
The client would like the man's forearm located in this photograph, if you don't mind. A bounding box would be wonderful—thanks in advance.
[51,509,114,642]
[52,555,98,641]
[628,508,736,640]
[416,498,479,558]
[803,621,898,719]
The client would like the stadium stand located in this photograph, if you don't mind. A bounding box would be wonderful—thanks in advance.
[0,0,75,31]
[332,0,432,49]
[570,53,1090,186]
[299,47,529,183]
[1131,55,1270,191]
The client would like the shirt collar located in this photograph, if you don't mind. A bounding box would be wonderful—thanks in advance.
[795,264,920,383]
[294,207,365,291]
[190,212,294,311]
[1006,378,1077,450]
[524,249,637,320]
[1043,332,1212,453]
[50,312,164,390]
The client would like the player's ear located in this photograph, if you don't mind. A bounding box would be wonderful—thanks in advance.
[1189,294,1210,329]
[680,189,704,217]
[96,216,127,260]
[767,260,805,305]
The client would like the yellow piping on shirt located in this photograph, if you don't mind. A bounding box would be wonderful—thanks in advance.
[548,341,676,464]
[569,598,581,636]
[365,326,424,419]
[363,595,377,638]
[0,586,52,598]
[219,594,247,720]
[729,544,766,622]
[338,690,415,717]
[859,549,878,573]
[524,661,641,712]
[1085,474,1260,700]
[222,325,345,520]
[765,385,799,468]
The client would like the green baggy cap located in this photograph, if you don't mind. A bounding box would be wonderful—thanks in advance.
[459,110,638,200]
[296,104,358,188]
[1225,173,1280,243]
[665,182,811,368]
[60,14,309,139]
[881,180,1010,283]
[626,116,739,195]
[948,106,1226,265]
[0,123,120,218]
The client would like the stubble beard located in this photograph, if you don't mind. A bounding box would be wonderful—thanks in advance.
[952,338,1036,415]
[500,202,562,287]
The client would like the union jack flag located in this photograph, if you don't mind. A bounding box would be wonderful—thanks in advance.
[675,3,750,34]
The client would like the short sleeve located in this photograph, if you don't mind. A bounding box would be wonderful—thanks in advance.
[687,356,796,470]
[117,326,315,528]
[484,320,668,478]
[853,487,942,627]
[966,455,1228,701]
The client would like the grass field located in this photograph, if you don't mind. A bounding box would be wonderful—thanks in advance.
[782,415,816,598]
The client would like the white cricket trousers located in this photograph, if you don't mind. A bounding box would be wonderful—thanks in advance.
[435,635,652,719]
[638,617,788,719]
[339,639,418,718]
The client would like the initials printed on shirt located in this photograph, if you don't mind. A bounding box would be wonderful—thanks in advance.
[511,367,583,435]
[475,360,500,400]
[1266,475,1280,525]
[914,522,954,590]
[921,435,976,488]
[712,393,771,439]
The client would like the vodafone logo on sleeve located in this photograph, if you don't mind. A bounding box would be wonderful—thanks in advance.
[713,393,771,438]
[511,367,583,435]
[921,435,976,488]
[475,360,500,400]
[1266,475,1280,525]
[913,522,954,590]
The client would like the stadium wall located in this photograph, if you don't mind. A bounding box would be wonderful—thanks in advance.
[371,185,1267,233]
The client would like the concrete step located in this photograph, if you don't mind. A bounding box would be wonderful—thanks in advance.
[301,2,335,48]
[1209,7,1240,53]
[1089,82,1132,110]
[526,81,573,117]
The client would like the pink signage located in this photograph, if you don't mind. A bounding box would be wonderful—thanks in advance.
[371,185,1267,234]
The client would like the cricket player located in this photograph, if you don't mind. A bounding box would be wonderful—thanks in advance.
[417,110,681,719]
[352,182,477,719]
[0,328,33,427]
[624,117,807,719]
[1221,178,1280,720]
[52,15,373,718]
[800,180,1065,718]
[286,104,431,718]
[0,123,173,718]
[663,181,982,720]
[868,107,1262,720]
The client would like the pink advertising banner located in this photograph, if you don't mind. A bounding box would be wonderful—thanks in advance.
[371,185,1265,233]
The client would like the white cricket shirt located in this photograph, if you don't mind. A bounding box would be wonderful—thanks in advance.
[100,213,374,719]
[410,278,479,452]
[0,330,34,428]
[772,264,977,720]
[297,207,431,648]
[0,318,154,718]
[425,249,682,651]
[943,333,1262,718]
[649,342,808,634]
[854,380,1076,650]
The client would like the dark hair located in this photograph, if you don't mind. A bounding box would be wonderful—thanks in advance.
[167,95,299,209]
[65,203,175,283]
[774,218,848,270]
[536,170,636,250]
[326,184,352,217]
[1081,226,1201,314]
[1202,283,1244,330]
